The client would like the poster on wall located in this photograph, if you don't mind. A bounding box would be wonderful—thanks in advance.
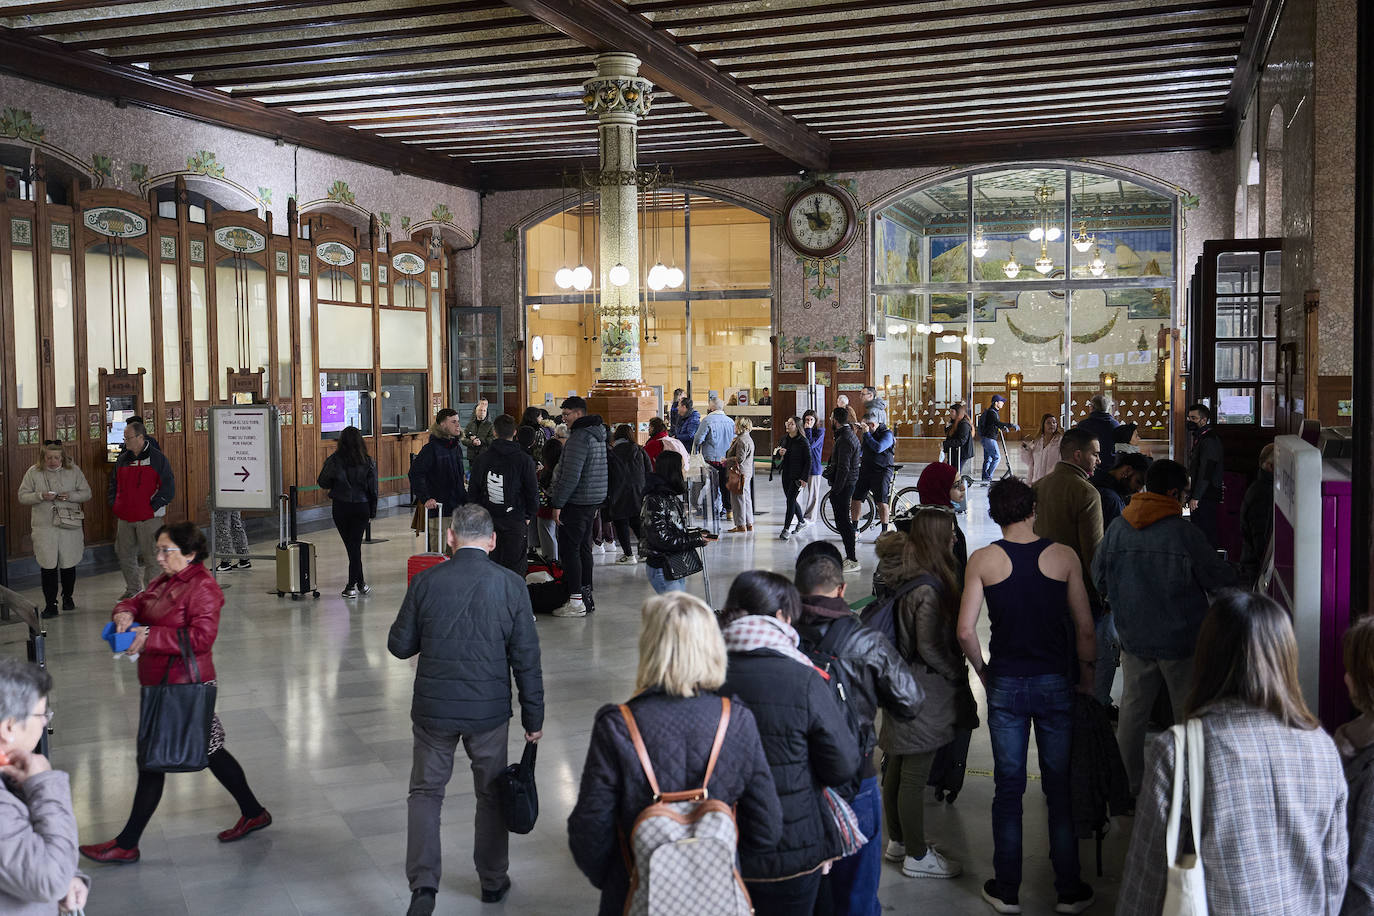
[320,390,364,433]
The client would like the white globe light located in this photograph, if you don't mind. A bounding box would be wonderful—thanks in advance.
[608,263,630,286]
[1003,258,1021,279]
[554,266,574,289]
[646,270,667,291]
[1073,238,1094,253]
[664,266,684,288]
[929,323,943,334]
[1035,255,1055,275]
[1045,226,1062,242]
[1028,226,1044,242]
[571,264,593,291]
[971,237,989,258]
[915,323,929,335]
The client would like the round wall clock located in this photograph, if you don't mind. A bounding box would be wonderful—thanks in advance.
[783,182,858,258]
[530,335,544,362]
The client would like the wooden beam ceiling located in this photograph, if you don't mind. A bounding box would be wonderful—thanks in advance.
[501,0,830,171]
[0,30,481,189]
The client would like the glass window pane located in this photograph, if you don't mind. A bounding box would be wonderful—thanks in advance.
[1263,295,1279,338]
[1216,342,1259,382]
[1216,251,1260,293]
[298,278,314,398]
[689,298,771,408]
[52,253,77,407]
[380,309,428,368]
[1261,385,1276,426]
[875,176,968,286]
[1069,170,1175,280]
[970,168,1065,281]
[189,267,209,400]
[1217,387,1256,424]
[317,268,355,303]
[1215,296,1259,338]
[689,197,770,291]
[1262,340,1277,382]
[84,245,153,404]
[215,258,269,400]
[430,292,443,392]
[380,371,426,433]
[12,250,37,409]
[1263,249,1282,292]
[275,276,292,398]
[320,371,373,439]
[318,303,373,368]
[160,263,180,402]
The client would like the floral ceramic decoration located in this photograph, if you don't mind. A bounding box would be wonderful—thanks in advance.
[392,252,425,276]
[10,218,32,246]
[189,239,205,263]
[82,207,147,238]
[326,180,355,204]
[213,225,267,254]
[160,236,176,260]
[50,223,70,250]
[0,107,44,142]
[275,251,289,273]
[316,241,355,267]
[186,150,224,178]
[298,253,310,276]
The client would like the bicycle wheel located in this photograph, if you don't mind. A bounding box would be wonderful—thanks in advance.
[891,486,921,518]
[820,489,841,534]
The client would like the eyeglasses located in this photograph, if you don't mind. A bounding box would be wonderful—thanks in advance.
[30,708,54,726]
[155,546,183,555]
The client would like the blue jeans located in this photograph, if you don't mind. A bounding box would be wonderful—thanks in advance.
[981,437,1001,480]
[646,564,687,594]
[824,775,882,916]
[986,673,1080,897]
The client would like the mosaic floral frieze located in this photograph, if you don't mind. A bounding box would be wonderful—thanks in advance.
[258,186,272,206]
[186,150,224,178]
[0,107,44,142]
[379,212,391,230]
[432,203,453,223]
[400,216,411,231]
[82,207,146,238]
[130,162,149,183]
[90,153,113,181]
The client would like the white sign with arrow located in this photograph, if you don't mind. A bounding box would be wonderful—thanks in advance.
[210,405,281,512]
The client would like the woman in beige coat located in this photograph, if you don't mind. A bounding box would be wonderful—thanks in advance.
[18,442,91,618]
[724,418,756,532]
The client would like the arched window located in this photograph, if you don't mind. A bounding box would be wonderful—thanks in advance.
[872,163,1180,459]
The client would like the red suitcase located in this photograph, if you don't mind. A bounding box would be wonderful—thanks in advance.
[408,503,448,583]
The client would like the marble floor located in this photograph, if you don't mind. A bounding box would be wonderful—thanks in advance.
[1,468,1134,915]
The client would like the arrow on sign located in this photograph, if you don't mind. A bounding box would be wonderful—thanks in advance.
[234,466,250,482]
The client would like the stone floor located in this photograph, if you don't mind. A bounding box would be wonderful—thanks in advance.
[0,469,1134,915]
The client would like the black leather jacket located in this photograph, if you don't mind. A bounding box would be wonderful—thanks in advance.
[639,474,704,561]
[794,595,923,779]
[828,424,861,490]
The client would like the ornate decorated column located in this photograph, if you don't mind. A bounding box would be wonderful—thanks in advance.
[582,52,660,433]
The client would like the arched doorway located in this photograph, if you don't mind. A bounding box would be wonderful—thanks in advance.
[872,162,1182,466]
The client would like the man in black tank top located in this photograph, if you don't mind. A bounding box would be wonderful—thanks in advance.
[956,478,1097,915]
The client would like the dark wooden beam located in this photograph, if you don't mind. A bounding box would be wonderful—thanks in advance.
[17,0,348,36]
[67,2,511,52]
[0,30,482,190]
[500,0,829,170]
[1221,0,1285,128]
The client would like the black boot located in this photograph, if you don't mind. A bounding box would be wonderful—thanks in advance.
[60,566,77,610]
[39,567,59,618]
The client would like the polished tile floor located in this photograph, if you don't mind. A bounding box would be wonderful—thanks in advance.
[2,470,1133,915]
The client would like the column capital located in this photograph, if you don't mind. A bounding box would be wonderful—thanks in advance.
[582,75,654,119]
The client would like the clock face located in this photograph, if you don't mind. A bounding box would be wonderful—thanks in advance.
[530,335,544,362]
[785,186,856,257]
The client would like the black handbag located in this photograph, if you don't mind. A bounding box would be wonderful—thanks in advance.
[136,628,217,773]
[663,546,704,581]
[499,740,539,834]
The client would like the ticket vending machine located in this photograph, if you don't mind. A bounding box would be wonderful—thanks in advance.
[97,367,144,462]
[1270,435,1355,730]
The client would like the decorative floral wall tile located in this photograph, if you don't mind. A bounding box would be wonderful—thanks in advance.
[275,250,289,273]
[429,269,439,289]
[186,150,224,178]
[0,106,44,142]
[326,180,355,204]
[10,217,31,246]
[50,222,70,250]
[378,265,388,284]
[297,253,309,276]
[360,261,371,282]
[160,235,176,260]
[189,239,205,263]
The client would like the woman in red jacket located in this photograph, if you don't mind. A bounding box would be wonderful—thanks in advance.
[79,521,270,864]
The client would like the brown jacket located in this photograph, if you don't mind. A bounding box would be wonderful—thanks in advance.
[1032,461,1104,608]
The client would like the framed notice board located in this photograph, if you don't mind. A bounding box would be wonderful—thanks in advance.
[209,405,282,511]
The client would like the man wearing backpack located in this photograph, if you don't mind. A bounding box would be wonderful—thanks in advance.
[794,550,924,916]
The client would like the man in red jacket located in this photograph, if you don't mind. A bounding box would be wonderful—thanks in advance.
[108,420,175,598]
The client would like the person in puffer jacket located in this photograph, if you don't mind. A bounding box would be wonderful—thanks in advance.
[549,397,608,617]
[718,571,861,916]
[639,452,705,595]
[109,420,175,598]
[409,408,467,513]
[828,409,862,572]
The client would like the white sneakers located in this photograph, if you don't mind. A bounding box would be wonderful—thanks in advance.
[842,558,862,574]
[883,840,906,862]
[553,597,587,618]
[901,846,962,878]
[615,554,637,565]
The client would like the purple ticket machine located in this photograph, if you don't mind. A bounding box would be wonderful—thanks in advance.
[1270,436,1354,730]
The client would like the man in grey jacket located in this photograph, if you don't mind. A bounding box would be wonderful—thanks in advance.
[0,658,89,916]
[1092,458,1236,794]
[693,395,737,518]
[550,396,608,617]
[389,504,544,915]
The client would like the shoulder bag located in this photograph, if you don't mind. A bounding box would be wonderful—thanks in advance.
[1162,718,1207,915]
[136,628,217,773]
[499,740,539,834]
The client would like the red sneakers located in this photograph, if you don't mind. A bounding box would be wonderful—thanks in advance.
[217,809,272,843]
[79,839,140,864]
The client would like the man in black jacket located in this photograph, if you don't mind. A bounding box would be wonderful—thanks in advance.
[978,395,1018,482]
[388,504,544,915]
[409,408,467,513]
[1185,402,1225,547]
[468,414,539,577]
[828,407,862,573]
[794,551,923,914]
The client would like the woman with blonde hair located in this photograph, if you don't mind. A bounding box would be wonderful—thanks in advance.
[874,507,973,879]
[1119,590,1348,915]
[1020,413,1062,483]
[725,417,756,533]
[568,593,782,916]
[18,441,91,618]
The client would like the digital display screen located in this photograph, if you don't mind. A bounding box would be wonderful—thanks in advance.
[321,390,364,434]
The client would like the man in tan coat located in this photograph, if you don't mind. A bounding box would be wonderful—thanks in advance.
[1032,427,1114,703]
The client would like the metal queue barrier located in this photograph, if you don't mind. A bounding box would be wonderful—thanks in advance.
[0,583,51,757]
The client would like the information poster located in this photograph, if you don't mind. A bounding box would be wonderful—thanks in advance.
[320,390,364,433]
[210,405,280,511]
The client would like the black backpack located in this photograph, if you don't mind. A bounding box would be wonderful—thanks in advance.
[800,615,868,793]
[859,574,938,652]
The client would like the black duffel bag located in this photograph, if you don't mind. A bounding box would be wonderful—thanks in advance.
[500,740,539,834]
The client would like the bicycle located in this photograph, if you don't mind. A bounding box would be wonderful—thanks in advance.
[820,464,921,535]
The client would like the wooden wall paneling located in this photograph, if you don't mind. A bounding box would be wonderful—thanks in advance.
[32,172,56,443]
[66,182,105,544]
[1,195,21,551]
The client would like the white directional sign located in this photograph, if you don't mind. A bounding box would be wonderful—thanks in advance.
[210,405,281,511]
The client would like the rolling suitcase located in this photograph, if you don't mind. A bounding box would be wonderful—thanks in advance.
[276,489,319,599]
[408,503,448,583]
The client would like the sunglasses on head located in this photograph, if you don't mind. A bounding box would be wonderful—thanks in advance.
[42,439,61,447]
